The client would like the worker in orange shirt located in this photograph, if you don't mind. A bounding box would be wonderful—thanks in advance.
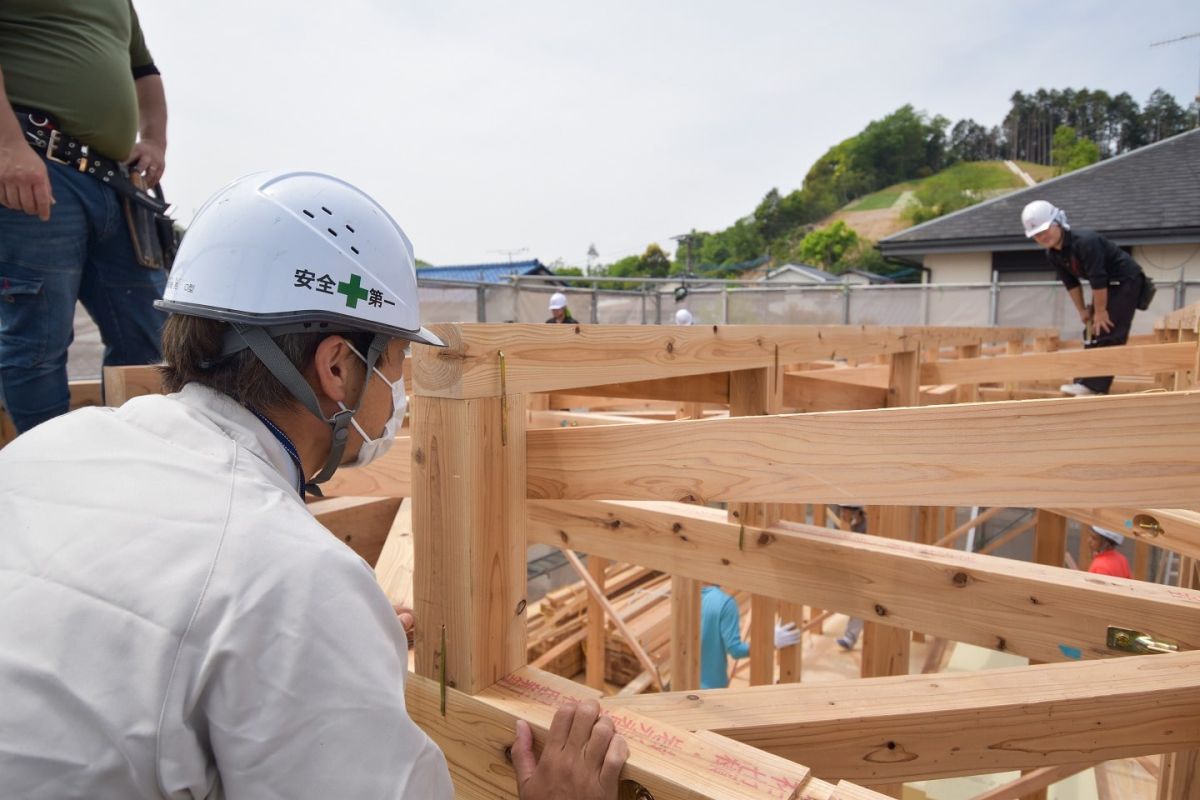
[1087,526,1131,578]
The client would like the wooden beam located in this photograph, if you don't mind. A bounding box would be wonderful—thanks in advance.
[603,651,1200,783]
[529,410,661,428]
[971,763,1095,800]
[413,324,1053,400]
[921,342,1198,386]
[1157,750,1200,799]
[1049,507,1200,562]
[729,367,782,688]
[527,500,1200,663]
[586,555,610,691]
[782,374,887,412]
[320,435,412,497]
[562,372,730,405]
[407,665,877,799]
[102,364,164,406]
[374,498,414,608]
[412,395,527,693]
[526,392,1200,507]
[955,342,981,403]
[977,515,1037,556]
[933,506,1006,548]
[1033,510,1067,571]
[670,576,701,692]
[309,495,402,567]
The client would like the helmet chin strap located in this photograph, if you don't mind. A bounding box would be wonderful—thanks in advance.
[231,325,390,494]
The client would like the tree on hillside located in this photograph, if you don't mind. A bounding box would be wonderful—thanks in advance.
[1002,87,1193,165]
[1050,125,1101,175]
[948,119,1001,162]
[798,221,859,270]
[1142,89,1192,142]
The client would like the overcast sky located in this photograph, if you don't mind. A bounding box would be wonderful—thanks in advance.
[138,1,1200,266]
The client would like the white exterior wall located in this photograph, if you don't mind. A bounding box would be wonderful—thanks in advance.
[1132,243,1200,283]
[923,251,992,285]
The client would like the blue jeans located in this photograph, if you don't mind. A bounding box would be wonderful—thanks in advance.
[0,160,166,432]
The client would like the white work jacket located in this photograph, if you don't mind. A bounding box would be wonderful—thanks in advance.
[0,384,452,799]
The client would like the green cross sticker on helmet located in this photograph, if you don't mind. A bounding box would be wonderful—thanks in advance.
[156,170,443,346]
[337,274,369,308]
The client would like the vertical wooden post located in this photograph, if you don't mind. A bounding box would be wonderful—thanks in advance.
[1034,510,1067,569]
[412,393,527,695]
[670,575,701,691]
[777,600,803,684]
[807,503,827,633]
[860,350,919,798]
[729,367,781,687]
[1004,337,1025,392]
[955,341,981,403]
[1158,751,1200,799]
[1134,540,1152,582]
[1022,509,1069,800]
[586,555,610,691]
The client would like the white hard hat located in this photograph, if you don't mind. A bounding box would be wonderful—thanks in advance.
[158,170,443,347]
[1092,526,1125,546]
[549,292,568,311]
[1021,200,1062,238]
[674,308,693,325]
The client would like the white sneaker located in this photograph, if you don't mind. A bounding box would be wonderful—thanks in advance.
[1060,383,1098,396]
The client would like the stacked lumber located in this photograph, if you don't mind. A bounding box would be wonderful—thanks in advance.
[526,563,659,678]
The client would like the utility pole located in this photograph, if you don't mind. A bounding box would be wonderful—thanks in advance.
[586,243,598,277]
[1151,32,1200,127]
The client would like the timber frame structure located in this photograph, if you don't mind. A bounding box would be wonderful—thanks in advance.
[60,303,1200,799]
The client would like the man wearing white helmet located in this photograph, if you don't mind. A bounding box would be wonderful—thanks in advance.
[674,308,693,325]
[545,290,578,324]
[0,172,627,799]
[1086,526,1131,578]
[1021,199,1151,396]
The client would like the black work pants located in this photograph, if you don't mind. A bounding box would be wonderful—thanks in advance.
[1076,275,1142,394]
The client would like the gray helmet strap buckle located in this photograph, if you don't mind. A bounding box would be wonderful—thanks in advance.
[231,325,391,490]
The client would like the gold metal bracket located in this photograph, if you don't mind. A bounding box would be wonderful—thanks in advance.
[499,350,508,446]
[1107,626,1178,655]
[1131,514,1163,537]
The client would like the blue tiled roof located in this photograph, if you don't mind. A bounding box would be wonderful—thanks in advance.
[416,260,554,284]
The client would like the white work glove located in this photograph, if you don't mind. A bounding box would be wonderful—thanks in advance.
[774,621,801,649]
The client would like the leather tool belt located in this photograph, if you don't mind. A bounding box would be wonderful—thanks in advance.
[14,107,178,268]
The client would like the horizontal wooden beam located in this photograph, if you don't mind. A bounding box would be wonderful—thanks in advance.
[605,651,1200,782]
[921,342,1197,386]
[320,434,411,497]
[782,375,887,411]
[527,500,1200,663]
[529,410,660,428]
[406,665,871,799]
[562,372,730,405]
[414,324,1053,400]
[527,392,1200,508]
[309,495,402,567]
[1048,506,1200,561]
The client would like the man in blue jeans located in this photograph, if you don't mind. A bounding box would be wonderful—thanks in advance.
[0,2,169,432]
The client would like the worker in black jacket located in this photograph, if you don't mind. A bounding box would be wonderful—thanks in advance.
[1022,200,1148,395]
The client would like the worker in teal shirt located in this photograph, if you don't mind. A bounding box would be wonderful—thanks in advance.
[699,584,800,689]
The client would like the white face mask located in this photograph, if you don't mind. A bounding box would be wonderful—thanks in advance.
[337,343,406,468]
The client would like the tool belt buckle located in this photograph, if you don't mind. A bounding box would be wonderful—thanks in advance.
[45,129,71,165]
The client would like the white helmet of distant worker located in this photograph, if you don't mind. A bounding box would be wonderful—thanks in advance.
[548,292,568,311]
[674,308,693,326]
[1021,200,1065,238]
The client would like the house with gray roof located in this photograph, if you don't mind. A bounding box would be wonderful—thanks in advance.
[879,129,1200,288]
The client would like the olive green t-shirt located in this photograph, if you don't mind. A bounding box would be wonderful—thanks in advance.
[0,0,154,160]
